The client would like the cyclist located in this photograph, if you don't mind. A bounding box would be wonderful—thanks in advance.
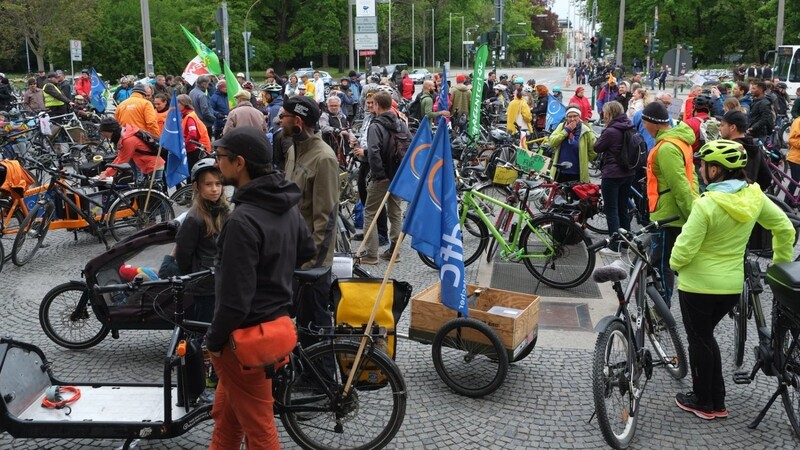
[98,117,164,182]
[670,139,795,420]
[506,88,533,135]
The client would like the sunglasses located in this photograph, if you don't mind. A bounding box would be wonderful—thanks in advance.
[213,150,237,161]
[279,113,296,119]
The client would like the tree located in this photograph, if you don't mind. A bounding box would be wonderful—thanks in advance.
[0,0,98,72]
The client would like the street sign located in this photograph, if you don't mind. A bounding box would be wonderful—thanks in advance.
[356,16,378,33]
[462,41,474,45]
[70,40,82,62]
[356,0,375,17]
[355,33,379,50]
[359,50,377,56]
[242,31,251,41]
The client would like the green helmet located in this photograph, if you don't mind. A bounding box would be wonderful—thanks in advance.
[695,139,747,170]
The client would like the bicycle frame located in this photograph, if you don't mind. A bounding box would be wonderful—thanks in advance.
[764,155,800,207]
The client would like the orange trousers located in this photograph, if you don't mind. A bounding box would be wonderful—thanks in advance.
[208,348,280,450]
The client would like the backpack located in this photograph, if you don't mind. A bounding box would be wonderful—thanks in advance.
[619,127,647,171]
[133,129,162,155]
[697,117,720,147]
[377,121,411,179]
[407,92,424,120]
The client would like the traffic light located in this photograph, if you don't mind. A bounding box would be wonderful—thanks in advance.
[685,44,694,55]
[590,36,598,58]
[248,44,255,59]
[644,38,650,54]
[651,38,660,54]
[604,38,611,56]
[211,30,223,58]
[599,37,606,57]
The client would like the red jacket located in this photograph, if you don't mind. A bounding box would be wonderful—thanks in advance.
[684,111,710,151]
[75,76,91,97]
[402,76,414,100]
[568,94,592,122]
[103,125,165,177]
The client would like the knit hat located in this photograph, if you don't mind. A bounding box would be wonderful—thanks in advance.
[131,83,148,95]
[566,106,582,117]
[575,86,585,94]
[456,74,466,83]
[641,102,670,124]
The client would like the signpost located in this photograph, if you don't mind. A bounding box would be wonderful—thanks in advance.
[70,40,82,80]
[359,50,376,56]
[354,0,377,72]
[355,17,378,33]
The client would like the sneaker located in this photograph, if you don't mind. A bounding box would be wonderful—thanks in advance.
[712,409,728,418]
[359,255,379,265]
[380,248,400,262]
[675,392,715,420]
[598,248,621,257]
[352,232,364,241]
[378,234,390,246]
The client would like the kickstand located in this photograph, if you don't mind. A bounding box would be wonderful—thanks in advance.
[748,384,785,430]
[117,438,140,450]
[588,409,596,424]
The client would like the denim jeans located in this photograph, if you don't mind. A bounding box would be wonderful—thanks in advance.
[601,176,633,251]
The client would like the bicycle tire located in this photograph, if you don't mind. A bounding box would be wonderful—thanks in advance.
[731,280,750,368]
[12,202,54,267]
[781,122,792,150]
[431,317,508,398]
[644,305,688,379]
[1,206,25,261]
[108,190,175,241]
[169,184,194,208]
[593,320,639,450]
[584,198,609,235]
[39,281,110,350]
[774,311,800,437]
[279,340,406,450]
[520,214,595,289]
[475,183,513,220]
[418,213,488,269]
[335,213,352,254]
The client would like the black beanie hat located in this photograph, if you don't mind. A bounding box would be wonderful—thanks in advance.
[641,102,671,124]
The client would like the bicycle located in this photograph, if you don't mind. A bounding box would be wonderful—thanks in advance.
[419,172,596,289]
[733,261,800,437]
[589,216,688,449]
[12,161,174,266]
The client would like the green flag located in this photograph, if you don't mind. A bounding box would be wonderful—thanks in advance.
[468,44,489,140]
[222,61,241,109]
[180,24,222,76]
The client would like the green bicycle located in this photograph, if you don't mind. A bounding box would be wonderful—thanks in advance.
[417,179,596,289]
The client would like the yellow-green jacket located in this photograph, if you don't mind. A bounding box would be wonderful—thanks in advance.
[548,122,596,182]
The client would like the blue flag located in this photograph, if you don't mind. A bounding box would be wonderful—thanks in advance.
[438,65,449,111]
[402,116,468,316]
[160,92,189,187]
[545,94,566,131]
[388,116,433,202]
[90,68,107,113]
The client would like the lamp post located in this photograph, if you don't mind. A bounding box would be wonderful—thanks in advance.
[431,9,435,68]
[243,0,261,81]
[449,14,464,69]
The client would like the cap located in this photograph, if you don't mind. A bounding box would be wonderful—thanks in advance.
[212,126,272,165]
[283,96,321,126]
[777,82,788,89]
[456,74,466,83]
[234,90,252,100]
[641,101,671,124]
[236,72,245,78]
[721,110,748,130]
[81,68,89,74]
[131,83,148,95]
[46,72,58,79]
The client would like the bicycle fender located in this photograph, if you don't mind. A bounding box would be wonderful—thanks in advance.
[594,315,625,333]
[646,285,676,328]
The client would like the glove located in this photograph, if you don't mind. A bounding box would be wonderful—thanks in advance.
[215,113,224,119]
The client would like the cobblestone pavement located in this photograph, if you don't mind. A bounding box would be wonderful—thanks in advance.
[1,219,799,450]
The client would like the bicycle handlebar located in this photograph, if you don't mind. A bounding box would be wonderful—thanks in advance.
[93,269,213,295]
[587,215,681,252]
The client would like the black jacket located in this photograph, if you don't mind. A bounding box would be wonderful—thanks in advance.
[734,136,771,190]
[0,83,14,110]
[205,172,316,352]
[367,112,405,180]
[748,95,774,137]
[594,113,636,179]
[175,206,228,296]
[775,92,790,116]
[616,92,631,112]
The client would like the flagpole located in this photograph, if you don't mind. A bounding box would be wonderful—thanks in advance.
[353,191,392,257]
[142,145,163,213]
[342,231,406,396]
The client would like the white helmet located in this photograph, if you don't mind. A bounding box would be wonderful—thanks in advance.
[494,84,507,91]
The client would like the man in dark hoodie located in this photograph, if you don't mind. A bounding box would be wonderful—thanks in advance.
[205,126,316,448]
[720,110,771,190]
[361,91,408,264]
[747,80,774,144]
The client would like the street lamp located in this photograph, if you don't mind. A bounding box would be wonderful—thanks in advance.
[243,0,261,81]
[449,13,464,69]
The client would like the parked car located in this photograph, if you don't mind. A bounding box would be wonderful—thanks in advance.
[408,68,432,84]
[290,68,334,95]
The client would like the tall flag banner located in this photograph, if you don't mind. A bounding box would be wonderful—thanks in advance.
[180,24,222,76]
[438,64,449,111]
[388,116,433,202]
[89,68,107,113]
[160,92,189,187]
[222,61,242,109]
[401,117,468,316]
[468,44,489,140]
[182,56,211,86]
[545,95,566,131]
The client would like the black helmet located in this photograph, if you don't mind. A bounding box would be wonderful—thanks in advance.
[499,74,509,81]
[191,158,218,183]
[693,94,713,109]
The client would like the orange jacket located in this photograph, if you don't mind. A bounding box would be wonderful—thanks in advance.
[114,92,160,137]
[103,125,165,177]
[0,160,36,195]
[181,109,212,153]
[156,109,168,133]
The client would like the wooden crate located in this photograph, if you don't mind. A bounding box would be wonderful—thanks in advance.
[409,283,540,361]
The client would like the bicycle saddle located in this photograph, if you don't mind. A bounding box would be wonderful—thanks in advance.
[766,262,800,315]
[293,267,331,283]
[106,163,132,171]
[592,260,629,283]
[521,179,543,189]
[554,161,573,170]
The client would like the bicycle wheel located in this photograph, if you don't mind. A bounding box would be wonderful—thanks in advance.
[1,206,25,261]
[39,281,110,349]
[520,214,595,289]
[475,183,513,220]
[431,317,508,398]
[584,197,609,235]
[169,184,194,208]
[781,122,792,150]
[108,190,175,241]
[644,302,688,379]
[335,213,352,254]
[12,202,54,267]
[731,280,750,368]
[775,311,800,437]
[279,340,406,450]
[417,213,488,269]
[593,320,640,450]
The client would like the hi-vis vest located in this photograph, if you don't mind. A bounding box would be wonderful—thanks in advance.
[646,137,695,213]
[43,83,65,108]
[181,110,212,152]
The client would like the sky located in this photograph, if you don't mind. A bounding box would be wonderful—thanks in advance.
[551,0,572,22]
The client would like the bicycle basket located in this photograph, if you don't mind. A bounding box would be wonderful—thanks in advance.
[485,147,517,181]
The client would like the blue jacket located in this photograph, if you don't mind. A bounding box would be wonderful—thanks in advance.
[739,93,752,114]
[209,91,229,131]
[189,86,216,127]
[632,109,675,152]
[266,94,284,134]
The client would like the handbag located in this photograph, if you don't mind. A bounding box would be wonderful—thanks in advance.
[229,315,297,369]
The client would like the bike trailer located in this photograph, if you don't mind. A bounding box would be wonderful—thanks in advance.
[766,262,800,317]
[83,220,195,329]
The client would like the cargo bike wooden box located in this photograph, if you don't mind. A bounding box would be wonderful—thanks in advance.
[409,282,540,397]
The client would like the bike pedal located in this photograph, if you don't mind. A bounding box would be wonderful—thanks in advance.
[733,371,752,385]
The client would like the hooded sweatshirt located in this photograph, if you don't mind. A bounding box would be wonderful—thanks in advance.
[205,172,317,352]
[649,123,699,226]
[670,181,795,295]
[450,83,471,119]
[594,113,635,179]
